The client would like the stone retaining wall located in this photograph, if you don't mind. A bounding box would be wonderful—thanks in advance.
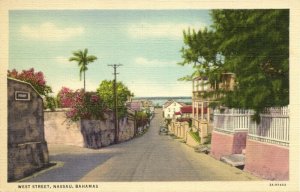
[8,78,49,181]
[44,109,83,147]
[44,109,136,148]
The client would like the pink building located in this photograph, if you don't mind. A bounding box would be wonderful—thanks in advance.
[210,107,289,180]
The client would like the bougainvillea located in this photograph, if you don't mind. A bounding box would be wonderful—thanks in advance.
[59,87,106,121]
[57,87,75,108]
[7,68,52,96]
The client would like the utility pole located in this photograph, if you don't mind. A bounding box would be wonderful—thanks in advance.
[108,64,122,144]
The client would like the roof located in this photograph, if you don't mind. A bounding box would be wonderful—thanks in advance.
[181,106,192,113]
[164,100,186,108]
[174,111,181,115]
[180,105,208,114]
[163,100,173,108]
[141,100,153,107]
[127,101,142,111]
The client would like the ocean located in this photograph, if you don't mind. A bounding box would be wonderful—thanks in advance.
[132,97,192,106]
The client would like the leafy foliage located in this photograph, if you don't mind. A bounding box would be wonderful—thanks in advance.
[7,68,52,96]
[97,80,134,118]
[180,10,289,120]
[189,131,200,143]
[57,87,75,108]
[136,111,149,128]
[44,96,58,111]
[64,89,106,121]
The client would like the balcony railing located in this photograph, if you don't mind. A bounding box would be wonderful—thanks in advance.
[213,107,289,146]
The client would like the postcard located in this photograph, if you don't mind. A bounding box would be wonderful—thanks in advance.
[0,0,299,192]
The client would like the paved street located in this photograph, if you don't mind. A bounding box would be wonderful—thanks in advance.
[23,109,259,182]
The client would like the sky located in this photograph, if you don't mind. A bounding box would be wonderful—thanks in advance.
[9,10,212,97]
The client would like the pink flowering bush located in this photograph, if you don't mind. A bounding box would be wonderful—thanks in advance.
[7,68,52,96]
[58,87,106,121]
[57,87,75,108]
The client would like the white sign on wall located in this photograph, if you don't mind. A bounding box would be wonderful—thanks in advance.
[15,91,31,101]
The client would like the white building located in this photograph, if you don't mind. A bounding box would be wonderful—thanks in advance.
[162,100,186,119]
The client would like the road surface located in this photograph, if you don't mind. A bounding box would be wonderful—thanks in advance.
[23,109,258,182]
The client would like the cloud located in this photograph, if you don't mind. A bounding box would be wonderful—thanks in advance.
[134,57,177,67]
[127,22,205,39]
[20,22,84,41]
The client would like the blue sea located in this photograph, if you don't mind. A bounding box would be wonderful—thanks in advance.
[132,97,192,106]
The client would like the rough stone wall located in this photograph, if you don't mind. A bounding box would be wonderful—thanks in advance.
[80,119,115,149]
[44,110,135,149]
[118,117,135,142]
[8,78,49,181]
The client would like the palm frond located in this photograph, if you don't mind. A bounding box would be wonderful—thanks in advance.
[83,48,88,58]
[72,50,82,57]
[87,55,97,62]
[69,57,81,62]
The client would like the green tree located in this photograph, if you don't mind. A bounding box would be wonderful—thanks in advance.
[179,27,224,90]
[97,80,134,118]
[180,10,289,121]
[69,48,97,92]
[136,111,149,128]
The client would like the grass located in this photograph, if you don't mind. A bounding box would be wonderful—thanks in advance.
[189,131,201,143]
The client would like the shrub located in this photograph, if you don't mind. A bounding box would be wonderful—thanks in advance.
[189,131,201,143]
[7,68,52,96]
[64,89,106,121]
[136,111,149,127]
[203,133,212,145]
[57,87,75,108]
[44,96,58,111]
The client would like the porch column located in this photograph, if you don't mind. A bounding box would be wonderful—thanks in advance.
[201,102,204,120]
[192,101,195,119]
[196,101,199,121]
[207,102,210,123]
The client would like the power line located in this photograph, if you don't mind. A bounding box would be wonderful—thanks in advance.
[107,64,123,144]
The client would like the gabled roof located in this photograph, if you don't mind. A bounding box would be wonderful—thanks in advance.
[163,100,186,108]
[127,101,142,111]
[163,100,173,108]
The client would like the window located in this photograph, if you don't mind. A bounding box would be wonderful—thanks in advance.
[168,108,170,112]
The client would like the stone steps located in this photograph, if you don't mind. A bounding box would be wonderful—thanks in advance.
[220,154,245,167]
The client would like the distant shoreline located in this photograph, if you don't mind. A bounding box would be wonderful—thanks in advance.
[133,96,192,100]
[132,96,192,106]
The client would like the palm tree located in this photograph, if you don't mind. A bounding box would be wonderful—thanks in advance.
[69,48,97,92]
